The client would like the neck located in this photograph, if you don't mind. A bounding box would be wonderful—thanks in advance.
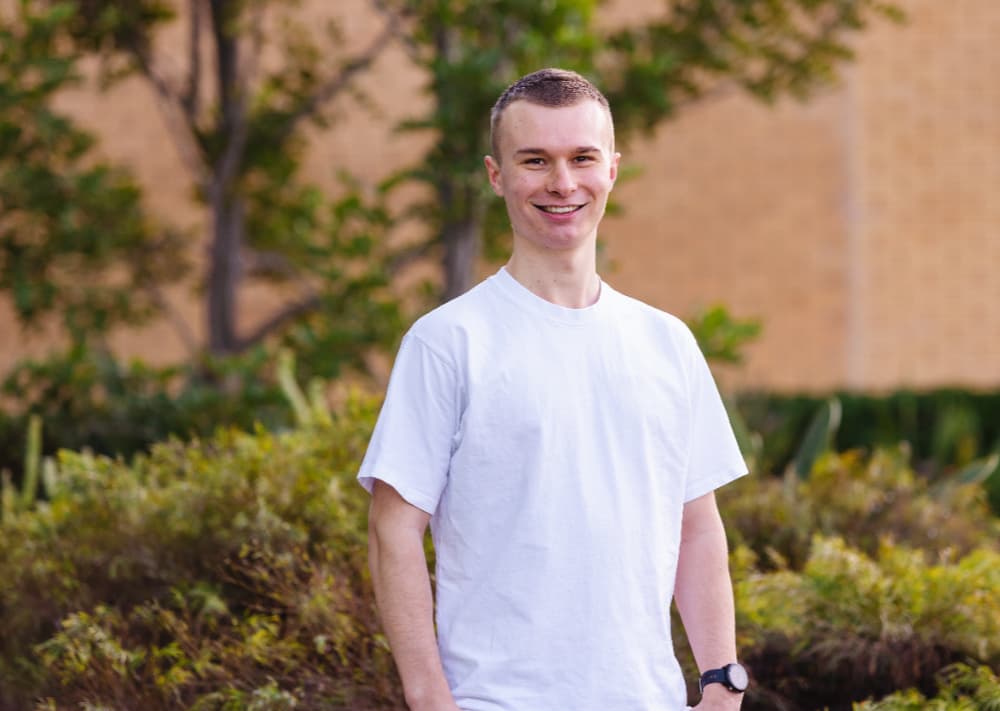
[505,242,600,308]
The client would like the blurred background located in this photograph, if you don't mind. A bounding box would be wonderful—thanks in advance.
[3,0,999,392]
[2,1,999,709]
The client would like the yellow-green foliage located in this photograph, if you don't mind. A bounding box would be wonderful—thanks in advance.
[720,447,1000,571]
[736,536,1000,710]
[721,447,1000,710]
[4,402,1000,710]
[0,394,403,710]
[854,664,1000,710]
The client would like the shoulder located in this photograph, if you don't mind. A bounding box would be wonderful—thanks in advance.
[603,284,699,353]
[405,275,502,363]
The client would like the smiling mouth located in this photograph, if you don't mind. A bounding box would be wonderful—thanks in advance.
[535,204,584,214]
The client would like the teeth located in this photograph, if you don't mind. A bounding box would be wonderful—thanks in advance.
[540,205,579,214]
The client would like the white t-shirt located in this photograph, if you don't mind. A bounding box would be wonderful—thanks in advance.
[359,267,747,711]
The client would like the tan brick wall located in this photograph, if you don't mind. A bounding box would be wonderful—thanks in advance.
[2,0,999,392]
[850,0,1000,389]
[605,90,852,392]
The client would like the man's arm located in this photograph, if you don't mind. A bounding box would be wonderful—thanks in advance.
[674,491,744,710]
[369,480,459,711]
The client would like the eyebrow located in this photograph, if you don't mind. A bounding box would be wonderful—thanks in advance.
[513,146,603,157]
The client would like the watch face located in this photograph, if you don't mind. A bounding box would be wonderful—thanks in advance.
[726,663,749,691]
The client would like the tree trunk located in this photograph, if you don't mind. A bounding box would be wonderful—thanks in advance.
[206,0,243,354]
[441,214,482,301]
[207,193,244,353]
[438,164,485,301]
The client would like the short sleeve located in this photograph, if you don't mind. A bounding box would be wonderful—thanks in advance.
[357,332,461,514]
[682,333,748,502]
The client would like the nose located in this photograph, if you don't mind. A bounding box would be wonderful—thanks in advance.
[547,160,577,196]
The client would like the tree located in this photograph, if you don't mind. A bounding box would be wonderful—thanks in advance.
[4,0,406,375]
[385,0,902,300]
[0,0,410,481]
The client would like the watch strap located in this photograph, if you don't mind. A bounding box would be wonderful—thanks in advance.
[699,663,748,693]
[699,667,729,693]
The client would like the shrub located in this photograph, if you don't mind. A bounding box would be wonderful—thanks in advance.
[0,393,403,710]
[0,345,294,486]
[853,664,1000,710]
[735,537,1000,710]
[719,447,1000,571]
[735,389,1000,478]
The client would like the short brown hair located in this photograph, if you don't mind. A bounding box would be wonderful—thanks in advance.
[489,68,613,159]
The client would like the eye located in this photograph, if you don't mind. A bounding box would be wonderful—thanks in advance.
[574,154,597,164]
[522,157,545,166]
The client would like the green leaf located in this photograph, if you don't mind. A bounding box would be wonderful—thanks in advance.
[793,397,841,479]
[956,453,1000,486]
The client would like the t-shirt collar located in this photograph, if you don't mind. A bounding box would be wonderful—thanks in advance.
[491,266,609,325]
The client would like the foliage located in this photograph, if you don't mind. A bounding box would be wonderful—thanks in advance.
[4,0,406,364]
[1,414,42,521]
[716,445,1000,708]
[790,397,841,479]
[3,371,1000,708]
[734,389,1000,513]
[854,664,1000,710]
[2,2,406,494]
[736,388,1000,471]
[687,305,762,365]
[719,447,1000,572]
[735,538,1000,711]
[0,384,401,709]
[0,344,293,482]
[0,0,184,341]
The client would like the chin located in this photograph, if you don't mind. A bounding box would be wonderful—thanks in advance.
[540,234,592,252]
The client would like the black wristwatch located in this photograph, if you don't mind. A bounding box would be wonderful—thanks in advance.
[699,662,749,694]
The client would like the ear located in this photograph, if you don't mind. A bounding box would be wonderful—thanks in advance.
[609,151,621,188]
[484,155,503,197]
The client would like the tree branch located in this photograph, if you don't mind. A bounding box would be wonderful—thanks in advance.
[275,8,403,144]
[208,0,249,196]
[388,240,434,275]
[374,0,421,62]
[143,281,200,358]
[130,46,211,191]
[182,0,202,123]
[239,0,267,91]
[214,93,250,192]
[237,292,322,349]
[241,247,300,279]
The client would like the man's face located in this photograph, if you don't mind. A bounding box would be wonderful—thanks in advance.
[485,100,620,254]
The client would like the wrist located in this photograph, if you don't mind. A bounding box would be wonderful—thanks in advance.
[405,684,458,711]
[699,682,744,709]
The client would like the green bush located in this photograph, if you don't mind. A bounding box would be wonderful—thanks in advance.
[5,380,999,709]
[853,664,1000,710]
[735,389,1000,477]
[0,393,403,710]
[719,447,1000,571]
[0,345,294,486]
[734,537,1000,711]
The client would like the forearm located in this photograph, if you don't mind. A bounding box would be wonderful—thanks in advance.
[674,493,742,709]
[369,489,457,710]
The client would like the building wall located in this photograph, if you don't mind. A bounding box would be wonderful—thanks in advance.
[851,0,1000,389]
[2,0,998,392]
[606,89,853,391]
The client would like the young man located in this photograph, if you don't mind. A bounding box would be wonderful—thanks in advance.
[359,68,748,711]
